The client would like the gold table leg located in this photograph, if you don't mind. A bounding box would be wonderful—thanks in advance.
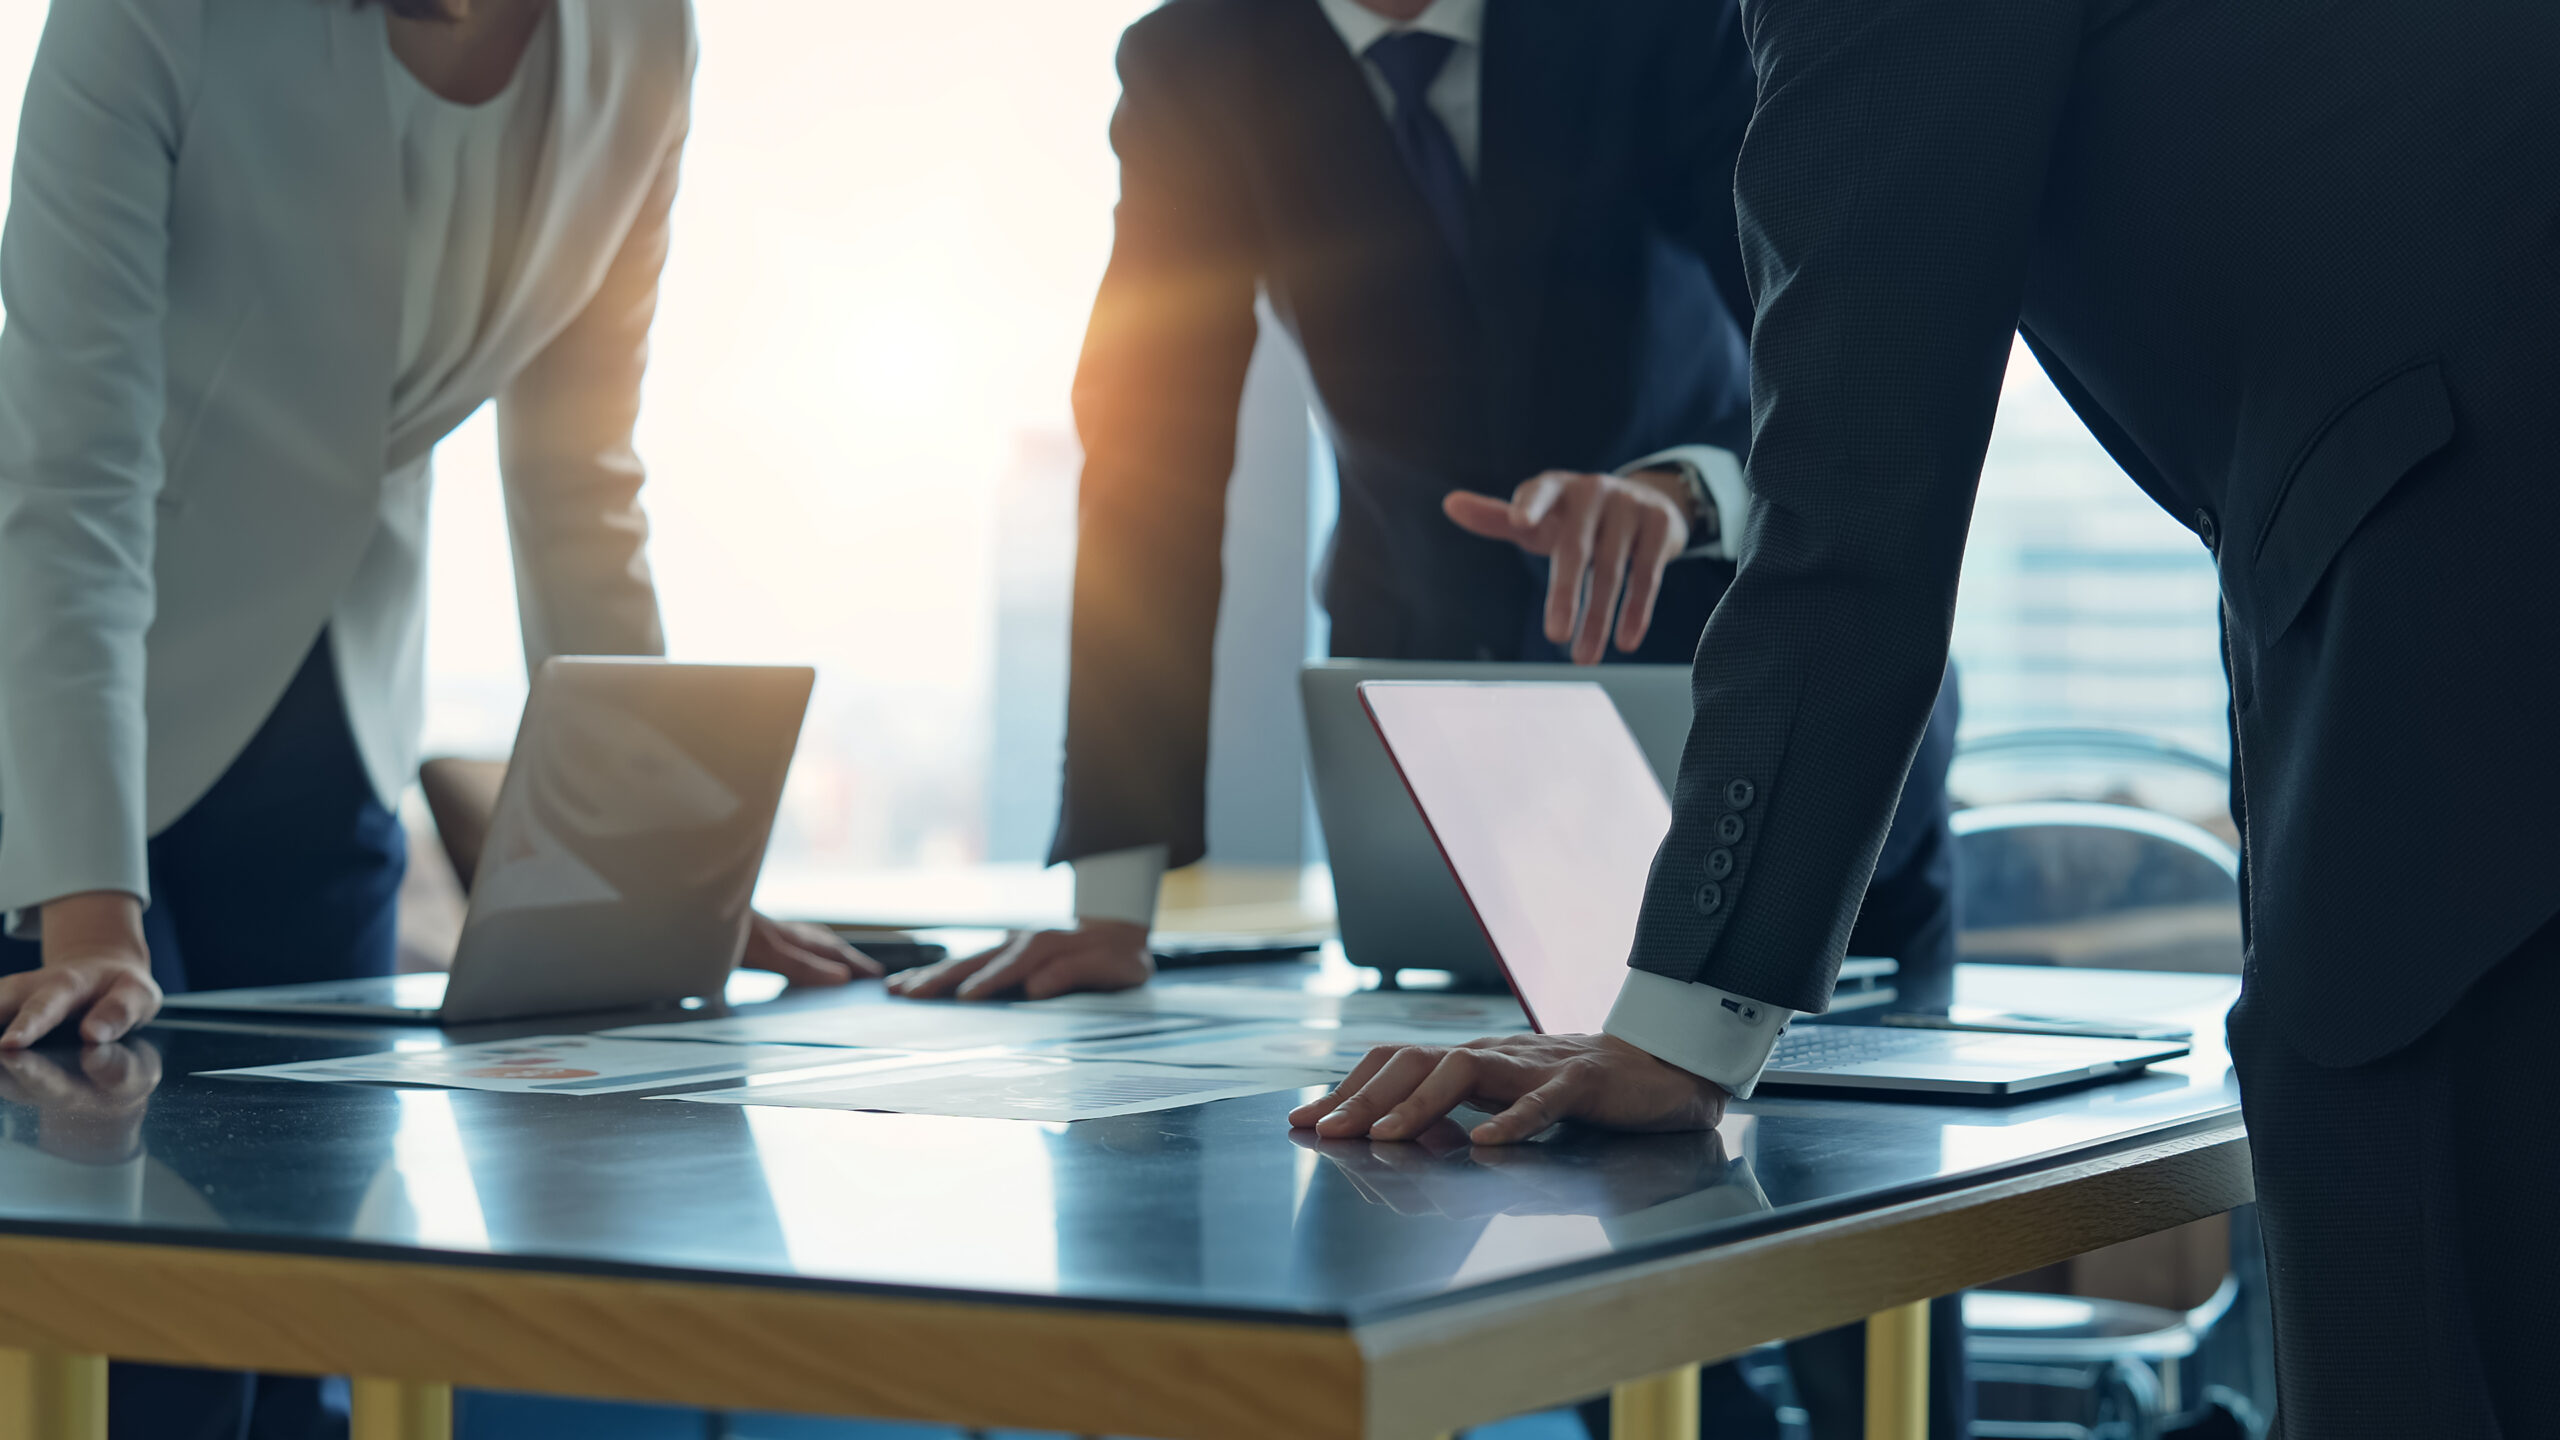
[1865,1300,1931,1440]
[0,1350,107,1440]
[350,1378,453,1440]
[1612,1364,1699,1440]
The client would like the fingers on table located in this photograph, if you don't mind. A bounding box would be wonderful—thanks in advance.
[1305,1045,1511,1139]
[0,969,99,1049]
[957,932,1063,1000]
[792,922,887,980]
[1369,1047,1512,1141]
[756,925,861,988]
[1287,1043,1404,1128]
[78,971,160,1045]
[1471,1074,1581,1145]
[1018,945,1146,1002]
[885,940,1007,999]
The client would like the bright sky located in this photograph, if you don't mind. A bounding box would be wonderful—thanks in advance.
[0,0,2218,867]
[0,0,1150,869]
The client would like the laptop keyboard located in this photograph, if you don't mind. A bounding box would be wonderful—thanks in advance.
[1770,1024,1951,1071]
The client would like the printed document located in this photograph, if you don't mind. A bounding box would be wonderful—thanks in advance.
[600,1003,1207,1051]
[670,1055,1334,1122]
[203,1036,884,1096]
[1022,984,1530,1031]
[1048,1018,1497,1074]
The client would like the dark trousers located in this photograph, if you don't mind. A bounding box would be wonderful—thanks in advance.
[0,638,404,1440]
[2227,907,2560,1439]
[0,638,406,996]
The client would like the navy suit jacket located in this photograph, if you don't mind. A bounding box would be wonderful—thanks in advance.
[1625,0,2560,1067]
[1053,0,1759,869]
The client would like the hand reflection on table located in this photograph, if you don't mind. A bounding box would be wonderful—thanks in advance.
[1290,1119,1772,1238]
[0,1041,161,1165]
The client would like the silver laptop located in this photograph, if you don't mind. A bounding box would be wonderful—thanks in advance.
[1359,680,2189,1097]
[1304,660,1686,981]
[1304,660,1897,997]
[160,658,813,1026]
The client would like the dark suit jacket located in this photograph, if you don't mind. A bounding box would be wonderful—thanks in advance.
[1054,0,1759,870]
[1630,0,2560,1067]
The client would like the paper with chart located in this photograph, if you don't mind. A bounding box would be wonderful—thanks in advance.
[1022,984,1532,1032]
[203,1035,883,1096]
[669,1055,1336,1122]
[1046,1018,1502,1075]
[598,1002,1211,1052]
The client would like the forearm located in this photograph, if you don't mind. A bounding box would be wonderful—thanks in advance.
[497,125,682,668]
[1626,0,2078,1012]
[0,0,193,918]
[1048,471,1226,867]
[0,510,156,917]
[1048,30,1259,869]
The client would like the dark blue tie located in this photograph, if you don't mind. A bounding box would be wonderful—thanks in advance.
[1365,31,1470,261]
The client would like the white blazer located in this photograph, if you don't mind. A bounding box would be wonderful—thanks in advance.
[0,0,694,915]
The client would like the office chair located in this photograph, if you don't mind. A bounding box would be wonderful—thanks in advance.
[418,755,508,890]
[1948,728,2241,974]
[1951,800,2241,974]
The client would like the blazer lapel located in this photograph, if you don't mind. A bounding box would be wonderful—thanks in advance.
[311,0,402,485]
[472,0,585,371]
[1257,0,1476,318]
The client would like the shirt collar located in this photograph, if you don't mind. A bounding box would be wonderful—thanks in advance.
[1316,0,1488,59]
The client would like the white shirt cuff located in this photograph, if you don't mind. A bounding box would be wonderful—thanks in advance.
[1070,845,1168,929]
[1620,444,1750,561]
[1603,967,1796,1100]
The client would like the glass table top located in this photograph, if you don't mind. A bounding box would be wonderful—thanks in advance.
[0,962,2240,1325]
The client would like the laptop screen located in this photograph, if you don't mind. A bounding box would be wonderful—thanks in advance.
[1359,681,1672,1035]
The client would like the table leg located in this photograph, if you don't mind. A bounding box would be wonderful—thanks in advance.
[1611,1364,1698,1440]
[1864,1300,1931,1440]
[350,1378,452,1440]
[0,1350,107,1440]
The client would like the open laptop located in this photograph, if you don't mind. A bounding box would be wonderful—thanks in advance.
[1303,660,1896,1000]
[160,658,814,1026]
[1358,680,2190,1096]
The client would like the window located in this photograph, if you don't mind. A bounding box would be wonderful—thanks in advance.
[0,8,2226,877]
[1959,340,2228,759]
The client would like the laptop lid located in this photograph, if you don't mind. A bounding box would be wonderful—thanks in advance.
[1358,680,1662,1035]
[1302,661,1690,980]
[1361,681,2194,1094]
[438,658,814,1024]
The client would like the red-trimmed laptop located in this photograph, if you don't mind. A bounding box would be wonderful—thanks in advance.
[1358,681,2187,1096]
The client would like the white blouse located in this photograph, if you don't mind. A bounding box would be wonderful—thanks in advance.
[385,6,560,434]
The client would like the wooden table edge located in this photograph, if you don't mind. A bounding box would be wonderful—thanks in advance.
[0,1111,2248,1440]
[1356,1113,2252,1438]
[0,1237,1362,1440]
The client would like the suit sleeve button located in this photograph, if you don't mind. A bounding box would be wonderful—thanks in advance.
[1724,779,1755,809]
[1704,847,1734,880]
[1715,813,1746,844]
[1693,882,1725,916]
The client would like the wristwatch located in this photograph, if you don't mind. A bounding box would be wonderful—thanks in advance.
[1640,458,1720,544]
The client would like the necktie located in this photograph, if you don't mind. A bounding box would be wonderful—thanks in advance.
[1364,31,1470,261]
